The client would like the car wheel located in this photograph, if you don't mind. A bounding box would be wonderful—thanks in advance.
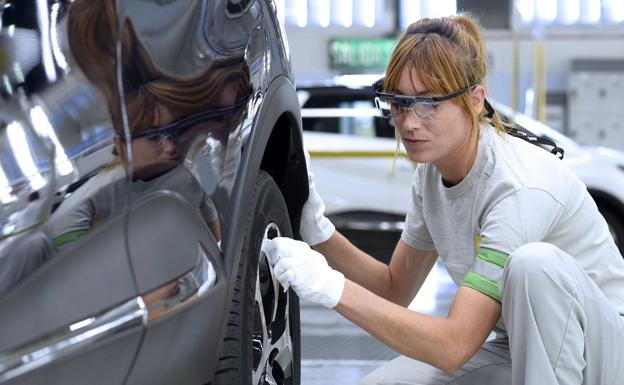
[598,205,624,257]
[214,171,300,385]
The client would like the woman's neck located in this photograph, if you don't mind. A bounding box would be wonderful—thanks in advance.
[435,139,478,188]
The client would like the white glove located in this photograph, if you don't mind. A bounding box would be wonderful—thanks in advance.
[261,237,345,308]
[300,149,335,246]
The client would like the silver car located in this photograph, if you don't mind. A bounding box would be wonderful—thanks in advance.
[0,1,306,384]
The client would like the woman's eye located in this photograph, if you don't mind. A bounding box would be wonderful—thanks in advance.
[418,103,437,114]
[426,103,437,111]
[146,134,163,143]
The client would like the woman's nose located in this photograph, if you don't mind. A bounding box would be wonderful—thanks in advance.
[399,109,424,133]
[161,136,179,154]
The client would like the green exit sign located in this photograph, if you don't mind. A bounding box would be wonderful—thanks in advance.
[329,38,398,70]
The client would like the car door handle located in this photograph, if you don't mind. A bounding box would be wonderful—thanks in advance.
[141,243,218,322]
[0,244,217,381]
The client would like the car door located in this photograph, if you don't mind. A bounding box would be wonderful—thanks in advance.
[0,204,144,385]
[114,1,259,383]
[0,1,151,383]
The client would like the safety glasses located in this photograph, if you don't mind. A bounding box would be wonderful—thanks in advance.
[125,94,250,146]
[374,78,475,121]
[372,77,564,159]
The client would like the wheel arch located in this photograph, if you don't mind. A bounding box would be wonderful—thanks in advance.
[588,188,624,253]
[588,188,624,219]
[259,110,308,238]
[222,75,307,273]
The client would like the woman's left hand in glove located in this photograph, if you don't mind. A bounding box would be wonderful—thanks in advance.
[261,237,345,308]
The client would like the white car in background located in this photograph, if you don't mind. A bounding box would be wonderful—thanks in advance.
[298,80,624,262]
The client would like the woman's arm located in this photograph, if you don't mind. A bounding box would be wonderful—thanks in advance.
[336,281,501,374]
[314,233,438,306]
[264,237,500,373]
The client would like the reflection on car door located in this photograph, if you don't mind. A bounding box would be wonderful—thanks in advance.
[0,208,143,385]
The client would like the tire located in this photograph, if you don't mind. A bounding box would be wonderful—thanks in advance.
[214,171,301,385]
[598,205,624,257]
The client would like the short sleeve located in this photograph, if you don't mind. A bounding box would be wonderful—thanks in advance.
[461,188,563,302]
[400,168,435,251]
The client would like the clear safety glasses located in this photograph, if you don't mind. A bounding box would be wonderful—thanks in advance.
[374,83,476,122]
[123,94,251,147]
[372,77,565,159]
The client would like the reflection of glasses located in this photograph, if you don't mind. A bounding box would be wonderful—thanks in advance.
[375,85,476,121]
[124,95,250,145]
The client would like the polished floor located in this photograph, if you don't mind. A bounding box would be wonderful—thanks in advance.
[300,260,457,385]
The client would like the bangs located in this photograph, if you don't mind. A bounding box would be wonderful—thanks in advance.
[385,34,471,97]
[126,89,158,134]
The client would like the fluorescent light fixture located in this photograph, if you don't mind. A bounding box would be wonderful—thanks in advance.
[581,0,601,23]
[36,0,56,82]
[29,106,73,176]
[536,0,557,22]
[274,0,285,26]
[424,0,456,18]
[361,0,376,27]
[50,3,68,72]
[7,121,46,191]
[559,0,581,24]
[69,318,95,332]
[0,167,15,204]
[605,0,624,22]
[333,0,353,27]
[12,62,24,84]
[315,0,330,27]
[3,75,12,95]
[516,0,535,24]
[401,0,421,30]
[296,0,308,27]
[284,0,307,27]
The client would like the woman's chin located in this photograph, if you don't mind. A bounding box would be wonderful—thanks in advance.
[406,149,433,163]
[133,162,178,180]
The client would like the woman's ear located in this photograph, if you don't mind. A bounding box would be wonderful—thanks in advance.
[471,85,486,115]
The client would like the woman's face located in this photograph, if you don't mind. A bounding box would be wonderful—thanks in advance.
[127,104,183,180]
[394,66,474,173]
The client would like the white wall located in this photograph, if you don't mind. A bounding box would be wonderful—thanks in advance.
[486,31,624,108]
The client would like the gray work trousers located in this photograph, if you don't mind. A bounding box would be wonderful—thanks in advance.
[359,242,624,385]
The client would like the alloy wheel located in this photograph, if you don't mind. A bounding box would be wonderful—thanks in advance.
[251,223,295,385]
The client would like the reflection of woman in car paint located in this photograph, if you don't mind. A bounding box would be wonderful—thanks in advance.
[263,14,624,385]
[46,69,254,248]
[47,0,252,249]
[0,0,252,296]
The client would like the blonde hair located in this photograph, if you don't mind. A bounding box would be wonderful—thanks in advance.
[384,14,511,169]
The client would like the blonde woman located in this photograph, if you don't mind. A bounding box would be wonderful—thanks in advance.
[263,14,624,385]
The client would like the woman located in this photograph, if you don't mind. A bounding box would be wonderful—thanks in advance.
[47,86,225,247]
[262,14,624,385]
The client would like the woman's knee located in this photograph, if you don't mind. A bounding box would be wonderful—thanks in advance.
[502,242,563,290]
[358,356,448,385]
